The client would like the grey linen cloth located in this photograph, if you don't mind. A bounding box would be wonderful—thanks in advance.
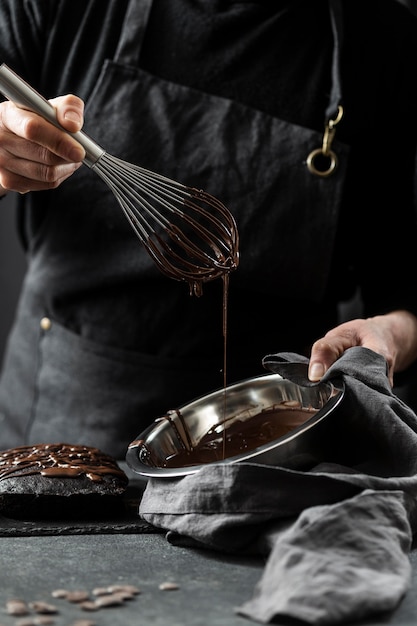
[139,347,417,624]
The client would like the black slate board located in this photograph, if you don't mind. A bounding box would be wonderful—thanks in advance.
[0,513,159,536]
[0,479,162,536]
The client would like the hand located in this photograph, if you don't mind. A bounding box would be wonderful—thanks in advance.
[0,94,85,195]
[308,310,417,386]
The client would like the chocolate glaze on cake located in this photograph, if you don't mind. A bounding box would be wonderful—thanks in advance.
[0,443,128,483]
[0,443,129,520]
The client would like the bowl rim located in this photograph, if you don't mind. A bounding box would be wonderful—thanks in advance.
[125,372,345,478]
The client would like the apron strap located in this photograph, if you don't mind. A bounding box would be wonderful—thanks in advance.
[114,0,154,66]
[326,0,344,120]
[306,0,344,177]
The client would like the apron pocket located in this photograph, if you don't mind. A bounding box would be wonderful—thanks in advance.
[29,319,220,459]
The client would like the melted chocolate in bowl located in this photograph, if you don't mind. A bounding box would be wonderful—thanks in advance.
[126,372,345,477]
[159,402,318,468]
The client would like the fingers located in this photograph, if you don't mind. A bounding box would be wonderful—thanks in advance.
[308,318,395,385]
[0,94,85,193]
[308,336,349,382]
[53,94,85,134]
[0,161,82,194]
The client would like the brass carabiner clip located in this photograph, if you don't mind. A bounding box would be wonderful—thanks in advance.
[306,105,344,177]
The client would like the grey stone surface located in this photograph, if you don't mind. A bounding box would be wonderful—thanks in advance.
[0,532,416,625]
[0,533,263,626]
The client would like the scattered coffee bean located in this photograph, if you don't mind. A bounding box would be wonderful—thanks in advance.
[111,590,135,601]
[91,587,110,597]
[6,599,29,615]
[51,589,68,599]
[29,601,58,614]
[92,583,140,597]
[107,584,140,595]
[65,591,90,604]
[7,581,140,624]
[81,588,140,610]
[158,582,180,591]
[79,602,99,612]
[93,593,124,608]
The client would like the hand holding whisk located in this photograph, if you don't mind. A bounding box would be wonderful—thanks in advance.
[0,64,239,296]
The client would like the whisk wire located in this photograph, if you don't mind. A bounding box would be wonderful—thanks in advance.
[94,153,237,272]
[93,163,152,240]
[94,158,205,256]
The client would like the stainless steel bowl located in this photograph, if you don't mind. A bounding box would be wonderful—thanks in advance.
[126,371,346,478]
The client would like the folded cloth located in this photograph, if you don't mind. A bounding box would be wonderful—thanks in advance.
[239,489,412,625]
[139,347,417,624]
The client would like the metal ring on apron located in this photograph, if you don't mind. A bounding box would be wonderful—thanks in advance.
[306,148,338,178]
[307,105,344,178]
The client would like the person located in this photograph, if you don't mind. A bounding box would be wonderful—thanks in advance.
[0,0,417,460]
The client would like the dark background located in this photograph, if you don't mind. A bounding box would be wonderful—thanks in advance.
[399,0,417,11]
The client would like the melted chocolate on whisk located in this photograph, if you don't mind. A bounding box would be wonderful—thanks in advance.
[147,188,239,297]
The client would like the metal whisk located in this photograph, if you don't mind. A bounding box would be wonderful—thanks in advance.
[0,64,239,296]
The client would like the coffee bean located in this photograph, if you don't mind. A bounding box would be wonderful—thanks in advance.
[65,591,90,603]
[51,589,68,599]
[79,602,98,612]
[158,581,180,591]
[92,584,140,597]
[110,590,135,601]
[106,584,140,595]
[91,587,110,596]
[6,599,29,615]
[29,601,58,614]
[93,593,124,608]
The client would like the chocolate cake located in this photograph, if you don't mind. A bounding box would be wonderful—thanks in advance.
[0,443,129,520]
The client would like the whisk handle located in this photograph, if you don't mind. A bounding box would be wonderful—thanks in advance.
[0,64,104,167]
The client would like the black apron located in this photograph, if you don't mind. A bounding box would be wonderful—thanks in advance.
[0,0,349,458]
